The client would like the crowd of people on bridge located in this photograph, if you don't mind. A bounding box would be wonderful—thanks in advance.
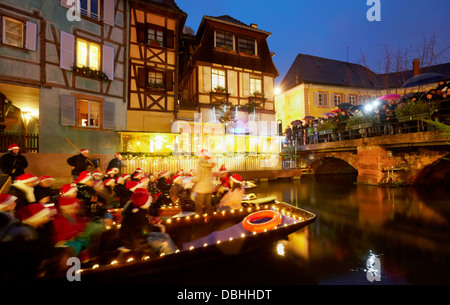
[0,144,245,282]
[284,81,450,146]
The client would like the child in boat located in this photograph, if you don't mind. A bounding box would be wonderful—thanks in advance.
[218,174,245,211]
[120,189,177,257]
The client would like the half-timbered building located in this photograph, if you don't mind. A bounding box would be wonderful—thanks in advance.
[0,0,127,179]
[175,15,281,156]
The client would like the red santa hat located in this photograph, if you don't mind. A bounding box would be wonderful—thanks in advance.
[14,173,38,184]
[131,191,152,213]
[104,178,115,186]
[106,168,115,175]
[230,174,243,184]
[60,184,78,196]
[219,164,228,173]
[173,175,184,184]
[16,203,52,225]
[75,173,92,184]
[0,194,17,210]
[139,176,149,184]
[80,149,89,154]
[39,176,55,184]
[115,153,122,157]
[135,168,144,173]
[8,143,20,151]
[200,149,211,159]
[126,180,146,192]
[121,174,130,180]
[57,196,79,207]
[92,170,102,177]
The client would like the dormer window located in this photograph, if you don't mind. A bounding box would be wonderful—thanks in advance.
[215,30,234,50]
[238,36,256,55]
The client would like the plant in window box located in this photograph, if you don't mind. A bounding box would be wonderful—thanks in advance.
[251,91,264,98]
[220,44,232,51]
[149,39,162,47]
[148,81,165,90]
[72,65,109,82]
[213,86,227,93]
[239,49,254,56]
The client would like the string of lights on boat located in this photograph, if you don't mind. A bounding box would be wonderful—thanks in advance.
[76,201,304,274]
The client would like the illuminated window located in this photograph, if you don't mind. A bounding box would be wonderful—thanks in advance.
[212,69,226,91]
[215,31,234,50]
[2,17,23,48]
[148,71,164,89]
[147,28,164,47]
[77,39,101,70]
[80,0,100,20]
[250,76,262,95]
[238,36,256,55]
[78,99,100,128]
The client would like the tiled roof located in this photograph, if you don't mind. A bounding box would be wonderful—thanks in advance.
[280,53,450,91]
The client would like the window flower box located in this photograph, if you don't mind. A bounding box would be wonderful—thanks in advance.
[72,65,109,82]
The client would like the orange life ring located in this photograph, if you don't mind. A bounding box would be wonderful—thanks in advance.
[242,210,282,233]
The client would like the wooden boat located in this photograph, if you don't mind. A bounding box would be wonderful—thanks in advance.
[56,200,316,284]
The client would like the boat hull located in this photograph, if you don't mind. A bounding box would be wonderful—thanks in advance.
[41,201,316,284]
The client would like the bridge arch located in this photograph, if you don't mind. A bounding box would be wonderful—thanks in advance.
[310,157,358,176]
[415,154,450,184]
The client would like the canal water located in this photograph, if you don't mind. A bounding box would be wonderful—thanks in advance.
[251,175,450,285]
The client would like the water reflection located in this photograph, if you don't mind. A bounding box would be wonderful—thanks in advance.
[251,177,450,284]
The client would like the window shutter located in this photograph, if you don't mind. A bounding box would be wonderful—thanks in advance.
[313,91,319,106]
[25,21,37,51]
[102,101,115,130]
[263,76,273,101]
[102,45,114,80]
[165,70,173,91]
[60,0,72,8]
[103,0,115,26]
[136,22,147,44]
[164,29,174,49]
[137,67,147,88]
[60,95,76,126]
[227,70,236,95]
[329,93,335,107]
[60,31,74,70]
[323,92,328,107]
[242,73,250,97]
[202,66,211,93]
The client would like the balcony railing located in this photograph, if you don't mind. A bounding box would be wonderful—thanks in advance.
[0,132,39,153]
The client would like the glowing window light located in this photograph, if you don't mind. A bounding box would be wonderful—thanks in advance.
[77,40,88,68]
[89,43,100,70]
[76,38,100,71]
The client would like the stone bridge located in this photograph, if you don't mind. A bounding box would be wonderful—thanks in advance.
[296,131,450,186]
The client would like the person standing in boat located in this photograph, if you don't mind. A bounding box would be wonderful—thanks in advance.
[192,149,215,215]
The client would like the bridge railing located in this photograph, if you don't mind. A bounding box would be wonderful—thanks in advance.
[285,105,450,147]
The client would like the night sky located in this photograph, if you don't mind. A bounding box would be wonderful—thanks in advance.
[179,0,450,86]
